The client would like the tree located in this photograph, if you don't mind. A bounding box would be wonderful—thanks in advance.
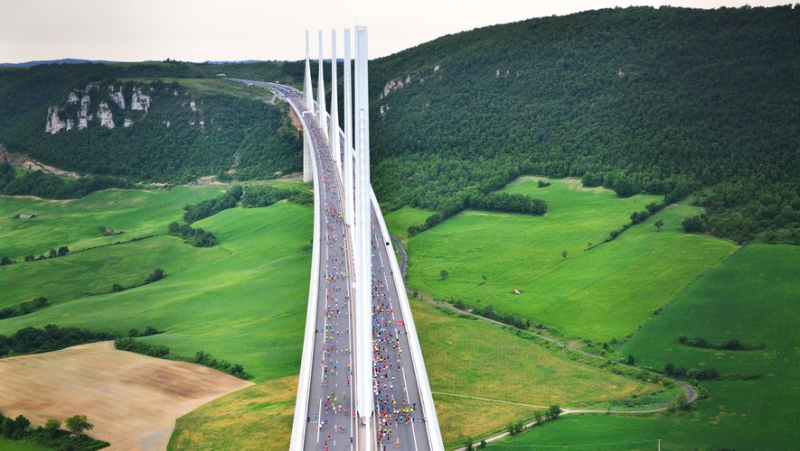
[65,415,93,436]
[112,284,125,292]
[57,246,70,256]
[655,219,664,232]
[11,415,30,439]
[627,354,635,365]
[440,269,449,280]
[129,328,139,337]
[682,215,707,233]
[45,418,62,438]
[547,404,562,420]
[0,256,11,266]
[24,255,34,262]
[145,268,165,283]
[561,250,568,259]
[464,437,474,451]
[534,410,543,424]
[48,249,57,258]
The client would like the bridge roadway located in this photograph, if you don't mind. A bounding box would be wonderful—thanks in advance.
[238,80,433,450]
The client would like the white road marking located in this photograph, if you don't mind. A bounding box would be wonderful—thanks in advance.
[317,397,322,443]
[402,367,420,451]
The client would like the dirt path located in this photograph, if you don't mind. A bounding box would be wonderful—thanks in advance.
[0,341,253,450]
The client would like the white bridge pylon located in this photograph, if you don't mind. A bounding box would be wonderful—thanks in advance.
[286,26,443,451]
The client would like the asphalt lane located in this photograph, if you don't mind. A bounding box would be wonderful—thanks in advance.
[370,215,431,451]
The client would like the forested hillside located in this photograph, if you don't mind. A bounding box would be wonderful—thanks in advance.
[0,62,301,183]
[368,5,800,244]
[1,6,797,242]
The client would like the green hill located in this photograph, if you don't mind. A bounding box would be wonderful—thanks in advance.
[368,5,800,244]
[0,64,300,186]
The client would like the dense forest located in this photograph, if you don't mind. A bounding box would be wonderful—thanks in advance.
[365,5,800,244]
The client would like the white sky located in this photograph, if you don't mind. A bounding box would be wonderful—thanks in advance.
[0,0,792,63]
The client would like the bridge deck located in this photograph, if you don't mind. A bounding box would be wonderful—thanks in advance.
[240,80,433,451]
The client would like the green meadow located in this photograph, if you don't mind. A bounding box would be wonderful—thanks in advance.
[411,299,677,447]
[0,190,312,382]
[490,244,800,450]
[0,186,224,261]
[404,177,737,342]
[384,206,434,244]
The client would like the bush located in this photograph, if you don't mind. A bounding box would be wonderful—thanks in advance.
[682,215,708,233]
[168,222,218,247]
[144,268,165,284]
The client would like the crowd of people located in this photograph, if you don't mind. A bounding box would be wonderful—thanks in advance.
[274,84,423,450]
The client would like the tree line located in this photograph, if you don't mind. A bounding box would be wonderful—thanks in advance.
[240,184,314,208]
[168,222,218,247]
[0,409,107,451]
[0,325,115,358]
[114,338,250,379]
[0,162,129,200]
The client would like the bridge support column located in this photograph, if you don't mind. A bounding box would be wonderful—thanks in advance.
[317,30,328,138]
[330,30,341,168]
[303,129,312,183]
[354,25,374,451]
[343,29,355,229]
[303,30,314,183]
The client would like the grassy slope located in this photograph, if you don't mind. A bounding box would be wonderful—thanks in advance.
[490,244,800,450]
[0,186,224,261]
[0,438,51,451]
[0,235,229,308]
[0,196,312,382]
[412,299,674,446]
[384,206,434,244]
[405,177,737,341]
[169,375,297,451]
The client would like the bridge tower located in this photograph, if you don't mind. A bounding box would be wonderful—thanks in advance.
[302,31,314,183]
[353,25,374,450]
[343,29,355,229]
[330,30,341,168]
[317,31,328,138]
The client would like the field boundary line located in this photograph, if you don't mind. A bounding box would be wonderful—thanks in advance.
[430,391,547,409]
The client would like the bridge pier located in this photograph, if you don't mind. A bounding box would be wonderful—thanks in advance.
[303,31,314,183]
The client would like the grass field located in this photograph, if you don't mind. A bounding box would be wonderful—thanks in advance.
[0,438,50,450]
[169,375,297,450]
[405,177,737,342]
[0,193,312,382]
[490,244,800,450]
[410,299,677,447]
[0,186,224,261]
[0,236,229,308]
[384,206,434,245]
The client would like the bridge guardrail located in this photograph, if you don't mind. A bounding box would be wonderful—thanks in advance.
[370,189,445,450]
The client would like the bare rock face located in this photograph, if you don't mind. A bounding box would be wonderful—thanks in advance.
[131,87,151,112]
[78,95,92,130]
[45,82,167,134]
[110,87,125,109]
[45,106,66,134]
[98,102,114,129]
